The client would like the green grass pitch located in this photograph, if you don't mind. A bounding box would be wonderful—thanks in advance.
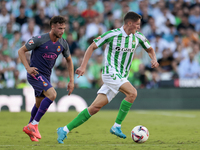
[0,110,200,150]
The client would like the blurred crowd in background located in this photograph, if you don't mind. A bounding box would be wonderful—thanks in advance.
[0,0,200,89]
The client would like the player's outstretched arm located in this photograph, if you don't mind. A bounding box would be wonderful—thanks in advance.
[145,47,159,68]
[65,55,74,95]
[75,42,98,78]
[18,45,39,75]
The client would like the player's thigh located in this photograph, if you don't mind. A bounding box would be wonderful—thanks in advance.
[90,93,108,107]
[119,82,137,98]
[35,96,45,108]
[43,87,57,101]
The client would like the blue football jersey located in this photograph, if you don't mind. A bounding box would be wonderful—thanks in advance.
[25,33,70,77]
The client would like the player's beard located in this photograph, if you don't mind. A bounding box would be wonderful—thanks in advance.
[54,32,61,38]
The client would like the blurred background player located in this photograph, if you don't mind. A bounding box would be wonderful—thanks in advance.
[18,16,74,142]
[56,11,159,144]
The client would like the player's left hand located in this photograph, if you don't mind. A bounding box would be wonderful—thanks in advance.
[151,60,159,68]
[67,81,74,95]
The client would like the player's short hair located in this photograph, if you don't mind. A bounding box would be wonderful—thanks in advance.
[124,11,142,24]
[50,16,67,27]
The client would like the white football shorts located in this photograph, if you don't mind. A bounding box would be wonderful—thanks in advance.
[97,70,129,102]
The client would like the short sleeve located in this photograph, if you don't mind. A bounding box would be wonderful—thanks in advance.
[62,40,70,58]
[93,29,120,47]
[135,32,151,50]
[25,36,41,51]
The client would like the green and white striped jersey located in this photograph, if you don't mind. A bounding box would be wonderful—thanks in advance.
[93,26,151,78]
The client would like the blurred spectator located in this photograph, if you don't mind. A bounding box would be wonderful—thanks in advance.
[69,7,85,27]
[39,0,59,18]
[0,7,10,26]
[89,53,103,88]
[67,33,79,55]
[0,34,3,50]
[178,51,200,79]
[150,34,169,59]
[128,56,142,87]
[20,0,34,17]
[74,58,94,88]
[157,48,176,80]
[5,0,20,17]
[104,11,114,30]
[146,69,160,89]
[113,1,130,20]
[21,18,40,42]
[15,5,28,26]
[173,44,188,66]
[10,31,22,59]
[16,57,27,81]
[1,52,16,88]
[55,57,68,79]
[92,0,104,14]
[182,27,199,48]
[85,15,106,40]
[4,22,14,42]
[141,16,157,40]
[81,0,99,19]
[9,14,21,32]
[62,22,70,40]
[34,8,50,28]
[0,7,10,35]
[77,26,89,51]
[70,0,87,14]
[193,43,200,64]
[177,14,194,35]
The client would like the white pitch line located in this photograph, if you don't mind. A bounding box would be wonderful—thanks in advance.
[135,111,196,118]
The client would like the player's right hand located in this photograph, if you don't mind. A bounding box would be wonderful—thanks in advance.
[75,67,85,78]
[26,67,39,76]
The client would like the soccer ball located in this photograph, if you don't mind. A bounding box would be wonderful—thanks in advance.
[131,125,149,143]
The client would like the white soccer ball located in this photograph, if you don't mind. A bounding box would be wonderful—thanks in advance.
[131,125,149,143]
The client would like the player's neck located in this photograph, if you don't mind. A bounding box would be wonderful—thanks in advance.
[49,32,58,42]
[123,25,135,36]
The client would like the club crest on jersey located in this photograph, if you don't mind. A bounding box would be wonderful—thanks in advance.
[43,81,48,87]
[57,46,61,52]
[28,40,34,45]
[132,40,136,45]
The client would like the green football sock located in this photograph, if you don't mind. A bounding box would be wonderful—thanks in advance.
[115,99,132,124]
[67,108,91,131]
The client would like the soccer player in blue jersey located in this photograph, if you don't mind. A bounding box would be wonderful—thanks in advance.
[18,16,74,142]
[56,11,159,143]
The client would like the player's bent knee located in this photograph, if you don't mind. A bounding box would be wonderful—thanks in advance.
[127,90,137,103]
[88,106,101,115]
[48,91,57,101]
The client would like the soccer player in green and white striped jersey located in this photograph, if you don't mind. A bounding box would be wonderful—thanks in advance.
[57,11,159,143]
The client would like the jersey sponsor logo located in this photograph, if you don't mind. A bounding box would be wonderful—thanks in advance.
[45,46,48,49]
[57,46,61,52]
[38,36,41,38]
[42,52,57,60]
[115,46,135,52]
[28,40,34,45]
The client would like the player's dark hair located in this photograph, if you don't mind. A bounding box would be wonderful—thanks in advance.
[124,11,142,24]
[50,16,67,27]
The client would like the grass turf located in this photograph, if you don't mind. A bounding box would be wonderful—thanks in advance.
[0,110,199,150]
